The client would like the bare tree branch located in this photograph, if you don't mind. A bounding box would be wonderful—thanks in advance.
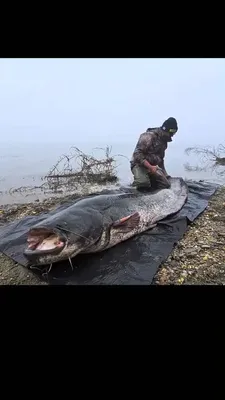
[184,143,225,175]
[8,145,122,196]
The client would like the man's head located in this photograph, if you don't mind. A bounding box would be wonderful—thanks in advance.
[161,117,178,141]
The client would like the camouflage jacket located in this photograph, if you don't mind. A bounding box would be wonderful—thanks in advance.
[130,127,168,173]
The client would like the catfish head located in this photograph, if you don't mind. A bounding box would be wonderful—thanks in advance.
[23,207,104,266]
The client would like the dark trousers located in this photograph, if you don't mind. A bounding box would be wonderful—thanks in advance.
[131,165,170,190]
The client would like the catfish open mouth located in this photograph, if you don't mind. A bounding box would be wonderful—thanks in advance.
[24,227,66,258]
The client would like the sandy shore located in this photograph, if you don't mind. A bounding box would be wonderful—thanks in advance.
[0,186,224,285]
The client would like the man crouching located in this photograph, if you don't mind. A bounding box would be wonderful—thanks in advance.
[130,117,178,190]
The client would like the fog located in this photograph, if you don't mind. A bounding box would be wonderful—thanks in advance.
[1,58,224,148]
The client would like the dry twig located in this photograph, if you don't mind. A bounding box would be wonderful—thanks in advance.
[8,145,120,196]
[184,144,225,176]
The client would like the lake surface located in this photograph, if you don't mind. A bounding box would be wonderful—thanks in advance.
[0,141,224,205]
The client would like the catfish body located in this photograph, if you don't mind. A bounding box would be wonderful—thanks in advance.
[23,177,188,266]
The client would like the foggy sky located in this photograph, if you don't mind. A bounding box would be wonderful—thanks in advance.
[0,58,224,147]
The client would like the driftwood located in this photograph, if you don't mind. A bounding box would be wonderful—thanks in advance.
[8,145,121,196]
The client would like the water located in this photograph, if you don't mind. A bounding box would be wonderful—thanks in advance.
[0,141,224,205]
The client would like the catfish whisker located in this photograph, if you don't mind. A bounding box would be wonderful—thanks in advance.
[47,263,53,274]
[68,257,74,271]
[42,263,53,279]
[29,265,43,272]
[56,225,92,244]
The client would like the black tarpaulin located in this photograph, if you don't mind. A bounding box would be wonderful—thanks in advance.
[0,179,219,285]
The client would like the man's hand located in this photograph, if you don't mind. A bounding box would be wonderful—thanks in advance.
[152,165,169,178]
[143,160,167,176]
[149,165,157,174]
[143,160,159,174]
[150,165,166,175]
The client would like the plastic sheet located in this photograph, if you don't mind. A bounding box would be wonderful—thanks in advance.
[0,179,219,285]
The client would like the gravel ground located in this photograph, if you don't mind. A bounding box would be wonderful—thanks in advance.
[153,185,225,285]
[0,186,224,285]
